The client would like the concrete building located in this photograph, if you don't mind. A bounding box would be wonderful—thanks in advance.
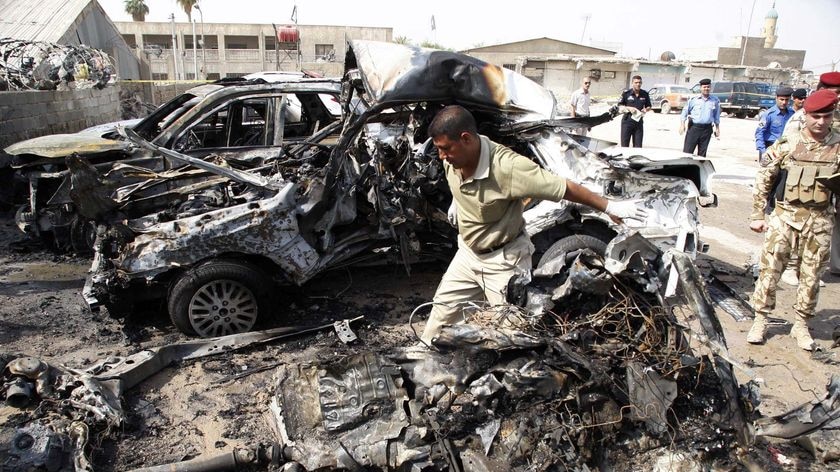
[512,54,803,106]
[683,3,805,69]
[461,38,616,85]
[0,0,141,79]
[115,22,392,80]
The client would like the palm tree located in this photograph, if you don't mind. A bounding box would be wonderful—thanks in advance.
[124,0,149,22]
[176,0,197,22]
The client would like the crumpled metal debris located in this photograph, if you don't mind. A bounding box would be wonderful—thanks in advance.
[0,318,362,471]
[266,240,756,471]
[755,375,840,439]
[0,38,114,91]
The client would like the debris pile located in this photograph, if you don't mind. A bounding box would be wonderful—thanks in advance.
[119,88,156,120]
[0,38,114,91]
[268,241,752,471]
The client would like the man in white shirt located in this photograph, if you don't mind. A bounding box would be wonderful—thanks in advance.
[570,77,592,136]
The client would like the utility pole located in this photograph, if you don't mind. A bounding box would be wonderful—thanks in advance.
[740,0,758,66]
[169,13,180,80]
[580,14,591,44]
[192,19,198,79]
[194,4,205,79]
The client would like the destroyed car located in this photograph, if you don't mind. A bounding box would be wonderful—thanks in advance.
[2,75,343,251]
[70,41,716,338]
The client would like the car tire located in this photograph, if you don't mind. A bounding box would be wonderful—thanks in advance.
[660,101,671,114]
[734,112,747,119]
[537,234,608,269]
[168,260,269,337]
[70,217,96,254]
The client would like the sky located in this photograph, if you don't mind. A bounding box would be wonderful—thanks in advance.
[98,0,840,73]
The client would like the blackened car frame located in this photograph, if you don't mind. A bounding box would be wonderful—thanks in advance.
[68,41,717,337]
[2,74,342,251]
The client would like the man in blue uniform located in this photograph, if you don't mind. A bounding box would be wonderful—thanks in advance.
[618,75,652,147]
[679,78,721,157]
[755,86,794,162]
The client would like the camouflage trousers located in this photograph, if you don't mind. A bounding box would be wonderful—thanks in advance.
[752,209,833,319]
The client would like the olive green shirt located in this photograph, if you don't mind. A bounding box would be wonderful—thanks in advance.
[445,135,567,251]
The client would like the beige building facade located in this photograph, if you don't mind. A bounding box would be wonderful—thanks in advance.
[115,21,392,80]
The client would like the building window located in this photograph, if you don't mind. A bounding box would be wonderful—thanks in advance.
[207,73,221,80]
[152,73,169,80]
[225,72,247,79]
[502,64,516,70]
[315,44,335,61]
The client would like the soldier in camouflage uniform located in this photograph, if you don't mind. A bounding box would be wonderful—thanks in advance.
[748,89,840,351]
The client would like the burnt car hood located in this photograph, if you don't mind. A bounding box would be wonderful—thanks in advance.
[4,134,130,159]
[347,40,555,119]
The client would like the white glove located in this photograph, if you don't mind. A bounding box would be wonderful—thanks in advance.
[605,199,648,221]
[447,201,458,228]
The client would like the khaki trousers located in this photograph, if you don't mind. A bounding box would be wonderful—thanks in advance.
[421,233,533,343]
[752,210,832,320]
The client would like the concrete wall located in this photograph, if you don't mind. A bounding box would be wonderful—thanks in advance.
[717,37,805,69]
[116,21,392,79]
[465,38,615,69]
[532,59,636,108]
[0,86,121,149]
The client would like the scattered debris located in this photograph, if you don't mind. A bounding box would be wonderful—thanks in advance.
[0,38,114,91]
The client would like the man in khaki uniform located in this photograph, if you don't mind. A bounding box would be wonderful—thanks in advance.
[747,89,840,351]
[420,105,647,343]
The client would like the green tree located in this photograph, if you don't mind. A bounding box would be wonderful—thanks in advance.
[419,41,452,51]
[124,0,149,22]
[176,0,197,22]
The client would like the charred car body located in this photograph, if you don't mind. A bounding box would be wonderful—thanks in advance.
[65,41,716,337]
[3,75,342,251]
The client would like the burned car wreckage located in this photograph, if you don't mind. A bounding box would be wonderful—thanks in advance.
[4,41,840,472]
[32,40,714,338]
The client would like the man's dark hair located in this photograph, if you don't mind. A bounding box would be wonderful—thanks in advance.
[428,105,478,140]
[632,75,642,81]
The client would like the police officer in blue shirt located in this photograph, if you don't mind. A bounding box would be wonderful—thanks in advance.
[755,86,794,161]
[679,78,721,157]
[618,75,652,147]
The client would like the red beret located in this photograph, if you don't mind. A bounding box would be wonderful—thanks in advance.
[803,89,839,113]
[820,71,840,87]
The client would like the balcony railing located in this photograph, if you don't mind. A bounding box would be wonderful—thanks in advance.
[225,49,260,61]
[184,49,220,61]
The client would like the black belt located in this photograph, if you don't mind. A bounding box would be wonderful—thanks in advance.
[474,241,509,255]
[692,122,713,128]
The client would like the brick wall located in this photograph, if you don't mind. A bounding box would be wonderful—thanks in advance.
[0,86,122,149]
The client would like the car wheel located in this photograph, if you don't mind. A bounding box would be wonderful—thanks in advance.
[660,101,671,114]
[537,234,608,269]
[70,217,96,254]
[168,260,268,337]
[734,112,747,119]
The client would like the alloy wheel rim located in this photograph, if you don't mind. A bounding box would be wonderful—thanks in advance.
[188,279,258,337]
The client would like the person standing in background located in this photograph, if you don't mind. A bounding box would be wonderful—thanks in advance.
[755,87,794,163]
[570,77,592,136]
[618,75,651,147]
[679,78,720,157]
